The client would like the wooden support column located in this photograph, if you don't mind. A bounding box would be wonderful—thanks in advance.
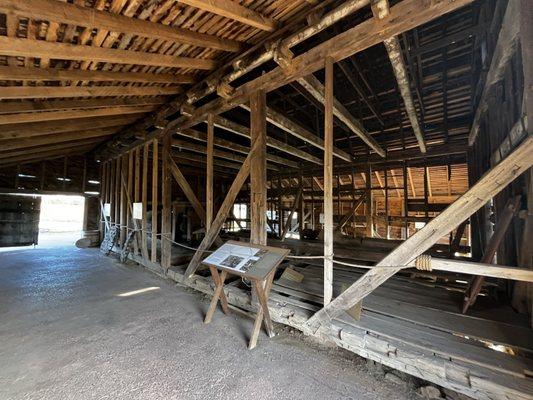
[306,135,533,332]
[365,164,373,238]
[151,139,159,263]
[323,56,334,305]
[206,114,214,229]
[250,90,267,246]
[161,133,172,269]
[141,143,149,260]
[119,154,127,246]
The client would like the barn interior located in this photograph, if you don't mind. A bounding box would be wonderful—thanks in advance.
[0,0,532,399]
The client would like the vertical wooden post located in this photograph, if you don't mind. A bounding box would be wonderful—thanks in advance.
[384,167,389,239]
[250,89,267,246]
[141,143,149,260]
[277,176,283,237]
[323,56,334,305]
[161,134,172,269]
[151,139,159,263]
[206,114,214,230]
[365,164,373,238]
[403,161,409,239]
[120,155,127,245]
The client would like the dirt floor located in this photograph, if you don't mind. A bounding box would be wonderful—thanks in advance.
[0,243,423,400]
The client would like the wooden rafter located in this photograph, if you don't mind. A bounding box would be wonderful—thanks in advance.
[179,0,276,32]
[0,0,241,52]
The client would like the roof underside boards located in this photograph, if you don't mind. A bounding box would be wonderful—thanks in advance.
[0,0,485,197]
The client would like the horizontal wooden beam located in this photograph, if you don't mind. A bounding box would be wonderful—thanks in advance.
[240,104,352,162]
[179,0,277,32]
[297,74,385,157]
[0,97,167,114]
[0,127,121,152]
[0,85,180,100]
[0,37,217,70]
[171,149,242,171]
[0,0,241,52]
[0,143,97,166]
[0,66,195,84]
[177,128,299,168]
[0,105,157,125]
[0,115,141,140]
[172,137,279,171]
[211,115,322,165]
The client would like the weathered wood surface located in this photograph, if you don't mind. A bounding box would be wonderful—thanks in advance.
[306,135,533,331]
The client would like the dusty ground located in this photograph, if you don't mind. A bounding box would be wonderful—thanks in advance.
[0,243,420,400]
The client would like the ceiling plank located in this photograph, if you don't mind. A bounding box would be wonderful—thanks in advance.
[0,66,195,84]
[179,0,277,32]
[0,37,217,70]
[0,0,242,52]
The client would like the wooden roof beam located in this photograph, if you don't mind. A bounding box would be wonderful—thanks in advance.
[372,0,426,153]
[297,73,386,157]
[0,85,180,100]
[179,0,277,32]
[0,66,195,84]
[0,0,241,52]
[0,37,217,70]
[0,143,98,166]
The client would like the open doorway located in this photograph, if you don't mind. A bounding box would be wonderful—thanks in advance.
[0,194,85,252]
[38,195,85,248]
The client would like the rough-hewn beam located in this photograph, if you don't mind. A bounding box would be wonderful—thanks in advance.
[297,74,385,157]
[468,0,520,145]
[0,85,180,100]
[0,66,195,84]
[0,0,241,52]
[306,134,533,332]
[179,0,276,32]
[372,0,426,153]
[0,37,217,70]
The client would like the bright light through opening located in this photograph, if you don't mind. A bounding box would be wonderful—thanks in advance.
[117,287,160,297]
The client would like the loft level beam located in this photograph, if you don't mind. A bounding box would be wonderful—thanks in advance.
[468,0,520,146]
[0,97,167,114]
[0,37,217,70]
[171,138,279,171]
[0,85,180,100]
[0,0,241,52]
[179,0,276,32]
[0,105,157,125]
[372,0,426,153]
[240,104,352,162]
[211,115,322,165]
[177,128,299,168]
[297,74,386,157]
[306,133,533,333]
[0,66,195,84]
